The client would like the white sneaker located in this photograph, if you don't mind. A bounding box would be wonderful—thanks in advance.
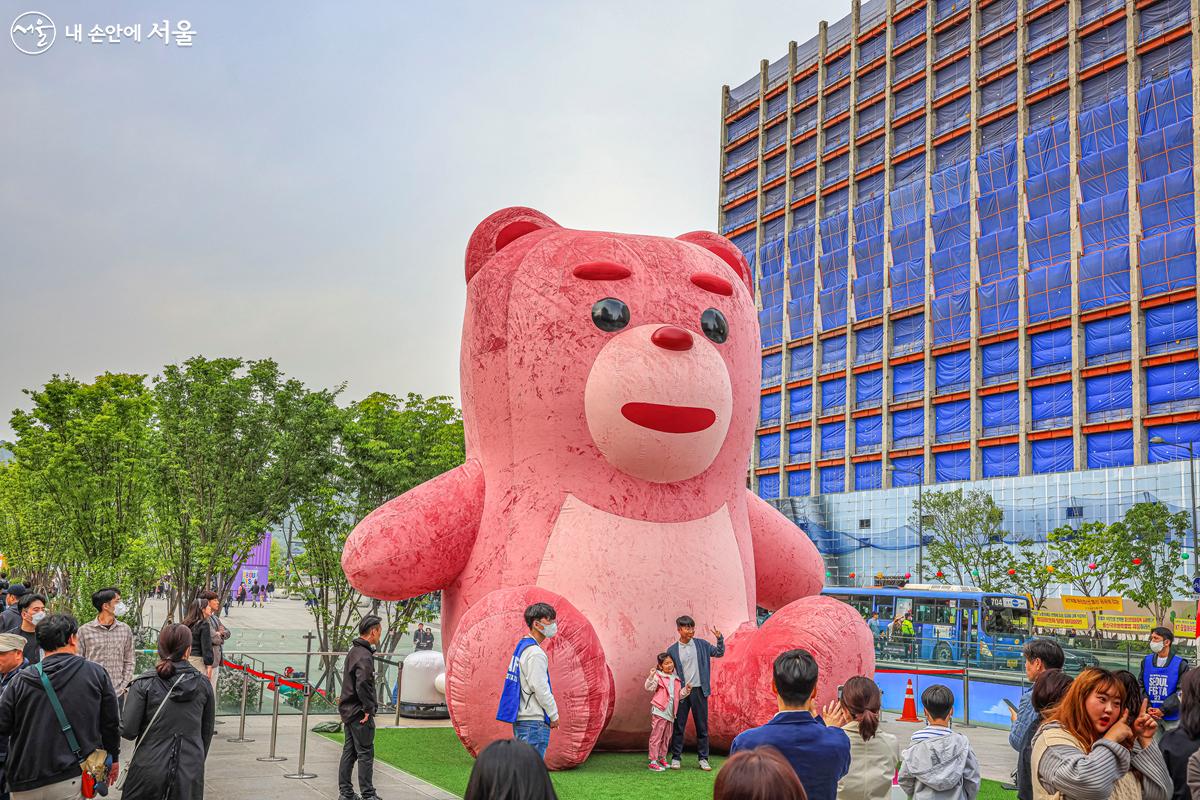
[698,759,712,771]
[670,758,681,770]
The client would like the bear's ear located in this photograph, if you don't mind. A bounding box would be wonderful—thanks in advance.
[465,207,559,283]
[676,231,753,294]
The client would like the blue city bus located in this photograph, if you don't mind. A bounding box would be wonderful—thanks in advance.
[821,585,1033,667]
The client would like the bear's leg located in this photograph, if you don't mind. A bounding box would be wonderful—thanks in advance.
[444,585,613,770]
[707,595,875,751]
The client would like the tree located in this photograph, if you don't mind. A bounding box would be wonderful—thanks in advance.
[919,488,1011,591]
[1108,501,1189,624]
[1005,541,1058,610]
[149,357,341,619]
[1047,520,1121,599]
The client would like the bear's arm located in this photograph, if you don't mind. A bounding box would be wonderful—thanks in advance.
[341,459,485,601]
[745,489,825,611]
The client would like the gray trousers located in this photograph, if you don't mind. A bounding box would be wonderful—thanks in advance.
[12,777,82,800]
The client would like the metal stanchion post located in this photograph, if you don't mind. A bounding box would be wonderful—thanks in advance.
[393,663,403,727]
[284,682,318,780]
[256,673,287,762]
[961,659,972,727]
[226,668,256,743]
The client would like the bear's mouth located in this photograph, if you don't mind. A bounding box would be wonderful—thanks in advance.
[620,402,716,434]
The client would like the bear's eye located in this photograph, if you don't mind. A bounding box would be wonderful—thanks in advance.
[592,298,630,332]
[701,308,728,343]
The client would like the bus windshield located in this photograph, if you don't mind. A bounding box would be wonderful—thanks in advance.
[983,602,1031,637]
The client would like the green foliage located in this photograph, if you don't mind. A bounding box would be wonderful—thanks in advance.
[1004,542,1056,610]
[919,488,1011,591]
[1046,520,1121,599]
[1107,501,1190,624]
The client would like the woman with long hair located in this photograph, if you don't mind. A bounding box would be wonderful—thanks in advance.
[181,598,214,679]
[714,746,806,800]
[829,676,899,800]
[1033,667,1170,800]
[1161,669,1200,800]
[1017,669,1073,800]
[120,624,215,800]
[464,739,557,800]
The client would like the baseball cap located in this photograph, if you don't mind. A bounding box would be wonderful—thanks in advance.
[0,633,25,653]
[5,584,27,598]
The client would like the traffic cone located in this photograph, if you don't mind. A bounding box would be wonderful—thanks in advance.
[897,678,920,722]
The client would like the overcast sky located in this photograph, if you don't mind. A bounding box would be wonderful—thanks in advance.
[1,1,829,442]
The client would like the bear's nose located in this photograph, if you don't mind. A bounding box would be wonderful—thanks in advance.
[651,325,693,351]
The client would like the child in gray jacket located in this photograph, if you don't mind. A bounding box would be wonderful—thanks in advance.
[898,685,980,800]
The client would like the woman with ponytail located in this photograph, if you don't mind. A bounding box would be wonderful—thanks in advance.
[119,623,215,800]
[827,676,899,800]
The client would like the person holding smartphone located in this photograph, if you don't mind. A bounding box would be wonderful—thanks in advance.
[1010,639,1065,752]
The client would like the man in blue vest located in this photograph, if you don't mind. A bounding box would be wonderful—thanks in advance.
[667,615,724,772]
[496,603,559,759]
[1141,625,1190,729]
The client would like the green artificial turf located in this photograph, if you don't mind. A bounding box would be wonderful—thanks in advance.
[324,727,1017,800]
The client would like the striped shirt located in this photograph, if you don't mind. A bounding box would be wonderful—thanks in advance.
[910,725,955,744]
[77,618,134,697]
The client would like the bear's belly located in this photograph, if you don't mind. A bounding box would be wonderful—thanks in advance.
[536,494,751,748]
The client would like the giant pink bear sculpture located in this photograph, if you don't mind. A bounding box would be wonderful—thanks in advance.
[341,207,875,768]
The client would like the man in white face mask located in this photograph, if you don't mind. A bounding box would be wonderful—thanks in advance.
[77,587,135,708]
[496,602,560,759]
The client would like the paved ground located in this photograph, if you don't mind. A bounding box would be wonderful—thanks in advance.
[887,719,1015,783]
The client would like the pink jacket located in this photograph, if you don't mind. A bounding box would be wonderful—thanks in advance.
[644,671,687,715]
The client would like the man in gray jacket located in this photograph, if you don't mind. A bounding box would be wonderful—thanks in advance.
[898,685,980,800]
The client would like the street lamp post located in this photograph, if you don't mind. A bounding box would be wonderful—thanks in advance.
[890,464,925,580]
[1149,436,1199,568]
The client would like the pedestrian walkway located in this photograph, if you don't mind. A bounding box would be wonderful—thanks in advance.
[885,719,1015,783]
[204,714,457,800]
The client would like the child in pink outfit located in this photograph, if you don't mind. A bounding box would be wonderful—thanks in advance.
[644,652,690,771]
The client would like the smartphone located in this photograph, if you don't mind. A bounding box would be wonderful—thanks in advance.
[837,684,844,703]
[1002,698,1018,713]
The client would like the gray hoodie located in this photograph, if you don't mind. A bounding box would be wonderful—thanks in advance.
[897,731,981,800]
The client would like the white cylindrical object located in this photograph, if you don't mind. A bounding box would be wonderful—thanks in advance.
[399,650,449,719]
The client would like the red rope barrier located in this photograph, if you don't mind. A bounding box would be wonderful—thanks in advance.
[875,667,966,675]
[221,659,316,693]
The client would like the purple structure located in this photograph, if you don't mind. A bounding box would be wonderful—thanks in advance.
[234,531,272,587]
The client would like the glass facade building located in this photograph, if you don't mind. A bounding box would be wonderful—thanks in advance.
[720,0,1200,578]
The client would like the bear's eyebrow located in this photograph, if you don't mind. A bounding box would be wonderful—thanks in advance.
[572,261,632,280]
[691,272,733,296]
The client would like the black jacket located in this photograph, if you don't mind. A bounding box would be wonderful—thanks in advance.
[0,606,21,634]
[120,662,215,800]
[1160,724,1200,800]
[338,638,377,723]
[0,652,120,791]
[190,620,213,666]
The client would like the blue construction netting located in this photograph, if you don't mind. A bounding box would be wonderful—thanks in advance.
[1027,165,1072,219]
[825,120,851,156]
[858,94,887,132]
[854,236,886,273]
[983,391,1019,432]
[982,75,1018,119]
[936,95,971,136]
[857,370,883,405]
[1146,362,1200,412]
[1027,119,1069,178]
[893,313,924,352]
[759,432,781,466]
[1028,262,1073,323]
[1139,119,1194,181]
[983,443,1020,477]
[1081,20,1124,68]
[820,285,849,329]
[757,473,780,500]
[760,269,785,348]
[790,384,814,417]
[794,135,818,170]
[891,180,925,228]
[1140,0,1190,42]
[937,0,967,22]
[1033,436,1074,473]
[1085,372,1133,418]
[983,339,1019,383]
[1139,68,1192,131]
[1080,97,1129,157]
[978,141,1017,194]
[1146,300,1199,352]
[932,244,971,294]
[979,275,1019,335]
[979,185,1018,236]
[822,334,848,370]
[933,291,971,344]
[895,41,927,80]
[981,111,1018,151]
[1082,67,1128,111]
[893,361,925,399]
[761,392,782,425]
[1030,92,1070,129]
[765,87,788,118]
[1139,167,1195,238]
[933,351,968,391]
[890,455,924,490]
[935,398,970,438]
[855,197,885,240]
[762,353,783,387]
[1080,189,1130,253]
[725,111,758,143]
[1085,314,1132,362]
[723,199,756,233]
[731,230,756,257]
[894,153,926,187]
[891,260,925,310]
[858,137,886,173]
[861,31,887,67]
[821,206,850,251]
[825,155,851,185]
[789,225,816,274]
[826,85,852,118]
[788,469,811,496]
[820,465,846,494]
[932,161,971,211]
[1030,4,1068,47]
[790,344,814,380]
[936,136,971,171]
[858,173,886,203]
[722,170,757,203]
[789,426,813,461]
[793,169,818,200]
[820,378,846,413]
[858,324,884,362]
[1031,382,1072,425]
[821,421,846,454]
[936,449,971,482]
[857,410,884,445]
[790,293,815,339]
[1140,227,1198,297]
[1148,421,1200,463]
[763,216,785,242]
[855,271,885,320]
[1029,50,1070,93]
[978,228,1019,285]
[821,249,849,286]
[932,203,971,250]
[1079,246,1131,310]
[1087,430,1135,468]
[760,238,785,276]
[892,219,926,266]
[1080,145,1128,202]
[760,308,784,348]
[892,407,924,443]
[895,80,927,118]
[1141,38,1192,86]
[855,461,883,490]
[1031,328,1072,373]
